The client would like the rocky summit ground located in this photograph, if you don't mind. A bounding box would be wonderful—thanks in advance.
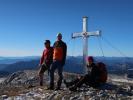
[0,70,133,100]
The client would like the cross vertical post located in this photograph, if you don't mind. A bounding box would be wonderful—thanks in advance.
[83,17,88,73]
[72,16,101,74]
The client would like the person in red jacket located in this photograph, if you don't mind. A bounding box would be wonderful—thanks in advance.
[38,40,53,86]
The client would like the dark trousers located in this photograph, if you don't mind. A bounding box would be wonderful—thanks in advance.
[38,64,50,86]
[68,74,100,88]
[50,60,63,88]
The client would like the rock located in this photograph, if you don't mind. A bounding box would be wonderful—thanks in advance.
[70,95,80,100]
[0,70,133,99]
[1,95,8,99]
[24,76,39,88]
[47,91,57,100]
[2,71,28,86]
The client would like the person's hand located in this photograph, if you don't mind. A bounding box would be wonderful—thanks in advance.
[38,64,42,68]
[77,74,81,79]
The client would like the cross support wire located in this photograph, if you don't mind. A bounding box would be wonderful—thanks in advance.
[72,16,101,73]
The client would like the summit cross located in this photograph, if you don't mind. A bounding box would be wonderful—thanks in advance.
[72,16,101,73]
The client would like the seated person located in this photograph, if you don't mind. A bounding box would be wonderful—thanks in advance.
[64,56,107,91]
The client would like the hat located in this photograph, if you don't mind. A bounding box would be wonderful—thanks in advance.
[88,56,94,62]
[44,40,50,44]
[57,33,62,37]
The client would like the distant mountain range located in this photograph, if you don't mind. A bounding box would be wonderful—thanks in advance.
[0,56,40,64]
[0,56,133,78]
[1,60,40,73]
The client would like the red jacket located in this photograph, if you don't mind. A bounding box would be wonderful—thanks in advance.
[40,47,53,66]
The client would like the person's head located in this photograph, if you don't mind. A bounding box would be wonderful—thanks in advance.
[87,56,94,65]
[44,40,50,48]
[57,33,62,41]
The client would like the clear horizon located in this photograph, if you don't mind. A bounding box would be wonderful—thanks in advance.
[0,55,132,58]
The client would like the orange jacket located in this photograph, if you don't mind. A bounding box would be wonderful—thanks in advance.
[53,40,67,65]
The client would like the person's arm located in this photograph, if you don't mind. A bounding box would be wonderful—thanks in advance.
[86,65,91,74]
[62,42,67,66]
[40,50,45,65]
[47,47,53,64]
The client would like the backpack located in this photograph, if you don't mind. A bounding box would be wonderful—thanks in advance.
[96,62,108,83]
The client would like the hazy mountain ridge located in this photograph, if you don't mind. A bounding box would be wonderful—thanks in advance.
[0,56,40,64]
[0,56,133,78]
[0,71,9,77]
[0,64,8,70]
[2,60,40,74]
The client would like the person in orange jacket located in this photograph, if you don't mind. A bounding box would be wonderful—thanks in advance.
[48,33,67,90]
[38,40,53,86]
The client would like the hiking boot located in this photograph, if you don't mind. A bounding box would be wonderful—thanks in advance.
[54,87,61,91]
[46,86,54,90]
[28,85,35,88]
[69,86,77,91]
[39,82,43,86]
[64,80,71,88]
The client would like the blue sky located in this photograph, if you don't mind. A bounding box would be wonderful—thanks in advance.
[0,0,133,57]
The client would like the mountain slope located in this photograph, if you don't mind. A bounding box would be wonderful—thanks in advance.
[2,60,39,73]
[0,70,133,99]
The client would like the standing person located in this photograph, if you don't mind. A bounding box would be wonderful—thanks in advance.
[38,40,53,86]
[64,56,107,91]
[49,33,67,90]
